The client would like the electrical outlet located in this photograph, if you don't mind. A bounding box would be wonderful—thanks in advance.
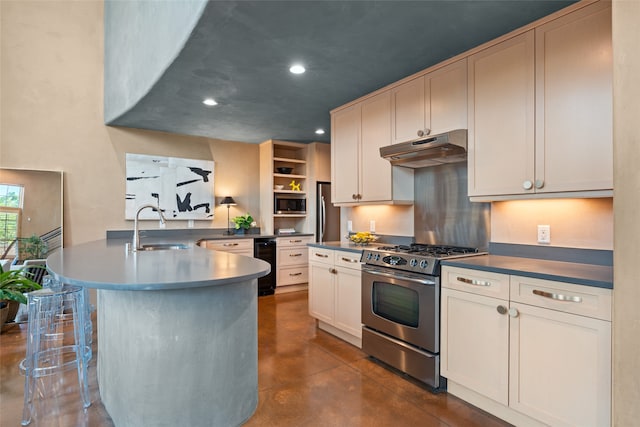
[537,225,551,244]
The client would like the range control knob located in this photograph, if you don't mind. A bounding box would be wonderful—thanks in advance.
[374,254,380,261]
[419,260,428,269]
[366,253,373,261]
[409,259,418,267]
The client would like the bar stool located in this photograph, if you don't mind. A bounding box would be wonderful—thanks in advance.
[42,275,94,349]
[19,285,91,426]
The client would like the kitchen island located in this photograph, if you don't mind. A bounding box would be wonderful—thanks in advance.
[46,238,270,427]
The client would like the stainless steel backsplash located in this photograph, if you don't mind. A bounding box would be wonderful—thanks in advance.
[414,162,490,250]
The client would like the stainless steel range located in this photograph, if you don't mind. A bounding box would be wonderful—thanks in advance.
[361,243,485,390]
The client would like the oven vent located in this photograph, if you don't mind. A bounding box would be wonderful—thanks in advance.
[379,129,467,168]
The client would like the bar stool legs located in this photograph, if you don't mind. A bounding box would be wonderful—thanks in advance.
[20,286,91,425]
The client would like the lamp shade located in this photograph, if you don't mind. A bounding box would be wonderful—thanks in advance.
[220,196,236,206]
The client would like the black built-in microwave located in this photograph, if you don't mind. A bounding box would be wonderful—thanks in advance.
[274,195,306,214]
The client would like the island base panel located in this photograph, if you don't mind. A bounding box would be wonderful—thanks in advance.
[97,280,258,427]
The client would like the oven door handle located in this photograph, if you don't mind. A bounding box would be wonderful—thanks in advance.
[363,267,436,286]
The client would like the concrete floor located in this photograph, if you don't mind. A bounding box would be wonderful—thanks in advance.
[0,290,511,426]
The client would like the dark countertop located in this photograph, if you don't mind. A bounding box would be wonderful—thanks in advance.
[307,241,387,254]
[46,238,270,291]
[442,254,613,289]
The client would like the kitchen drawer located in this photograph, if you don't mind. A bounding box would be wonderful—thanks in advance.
[278,247,308,267]
[309,247,335,265]
[205,238,253,252]
[334,251,362,269]
[510,276,612,321]
[278,266,308,286]
[441,266,510,300]
[276,236,314,248]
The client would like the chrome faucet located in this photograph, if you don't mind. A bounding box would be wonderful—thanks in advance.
[132,204,167,251]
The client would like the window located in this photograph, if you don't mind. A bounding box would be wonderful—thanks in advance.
[0,184,23,258]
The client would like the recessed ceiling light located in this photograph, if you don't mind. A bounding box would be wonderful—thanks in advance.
[315,129,325,135]
[289,64,306,74]
[203,98,218,106]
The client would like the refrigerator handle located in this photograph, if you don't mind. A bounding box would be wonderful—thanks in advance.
[320,195,326,241]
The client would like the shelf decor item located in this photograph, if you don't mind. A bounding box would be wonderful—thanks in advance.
[220,196,237,235]
[289,180,301,191]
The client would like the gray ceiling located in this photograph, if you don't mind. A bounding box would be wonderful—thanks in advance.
[108,1,576,144]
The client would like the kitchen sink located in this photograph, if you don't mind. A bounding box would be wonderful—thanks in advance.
[139,243,189,251]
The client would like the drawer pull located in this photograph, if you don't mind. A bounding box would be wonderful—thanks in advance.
[223,243,239,247]
[457,277,491,287]
[532,289,582,303]
[290,239,302,243]
[341,257,359,263]
[289,253,302,257]
[289,272,302,277]
[315,253,329,258]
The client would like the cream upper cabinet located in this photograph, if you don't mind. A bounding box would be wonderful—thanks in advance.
[392,59,467,144]
[468,1,612,199]
[332,104,360,204]
[331,91,413,205]
[468,31,536,197]
[392,76,427,143]
[534,1,612,194]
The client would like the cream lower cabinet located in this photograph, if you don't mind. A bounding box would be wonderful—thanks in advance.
[201,238,254,257]
[441,266,611,427]
[276,236,312,289]
[308,247,362,347]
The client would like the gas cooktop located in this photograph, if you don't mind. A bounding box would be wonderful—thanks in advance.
[361,243,486,275]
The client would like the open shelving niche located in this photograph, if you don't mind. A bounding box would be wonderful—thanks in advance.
[259,140,312,235]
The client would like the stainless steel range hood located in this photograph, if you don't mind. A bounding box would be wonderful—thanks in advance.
[380,129,467,168]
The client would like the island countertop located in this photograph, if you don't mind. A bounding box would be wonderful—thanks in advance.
[46,238,271,291]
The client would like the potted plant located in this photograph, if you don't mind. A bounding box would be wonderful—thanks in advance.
[16,234,48,264]
[231,213,255,235]
[0,263,43,324]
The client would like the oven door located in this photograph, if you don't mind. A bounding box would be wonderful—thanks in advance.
[361,265,439,353]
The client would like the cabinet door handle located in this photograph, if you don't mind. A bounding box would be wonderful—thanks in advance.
[315,253,329,258]
[496,305,508,315]
[522,180,533,190]
[341,257,359,263]
[508,307,519,318]
[534,179,544,189]
[532,289,582,303]
[223,243,239,247]
[289,272,302,277]
[457,277,491,287]
[289,253,302,257]
[329,268,337,274]
[352,194,358,200]
[289,240,302,243]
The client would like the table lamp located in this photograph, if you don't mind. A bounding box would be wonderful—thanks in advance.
[221,196,237,235]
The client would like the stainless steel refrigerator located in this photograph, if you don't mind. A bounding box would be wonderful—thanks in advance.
[316,182,340,242]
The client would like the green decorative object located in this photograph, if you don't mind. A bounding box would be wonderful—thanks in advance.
[0,263,43,306]
[231,213,254,231]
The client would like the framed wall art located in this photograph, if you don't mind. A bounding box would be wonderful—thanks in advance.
[125,153,215,220]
